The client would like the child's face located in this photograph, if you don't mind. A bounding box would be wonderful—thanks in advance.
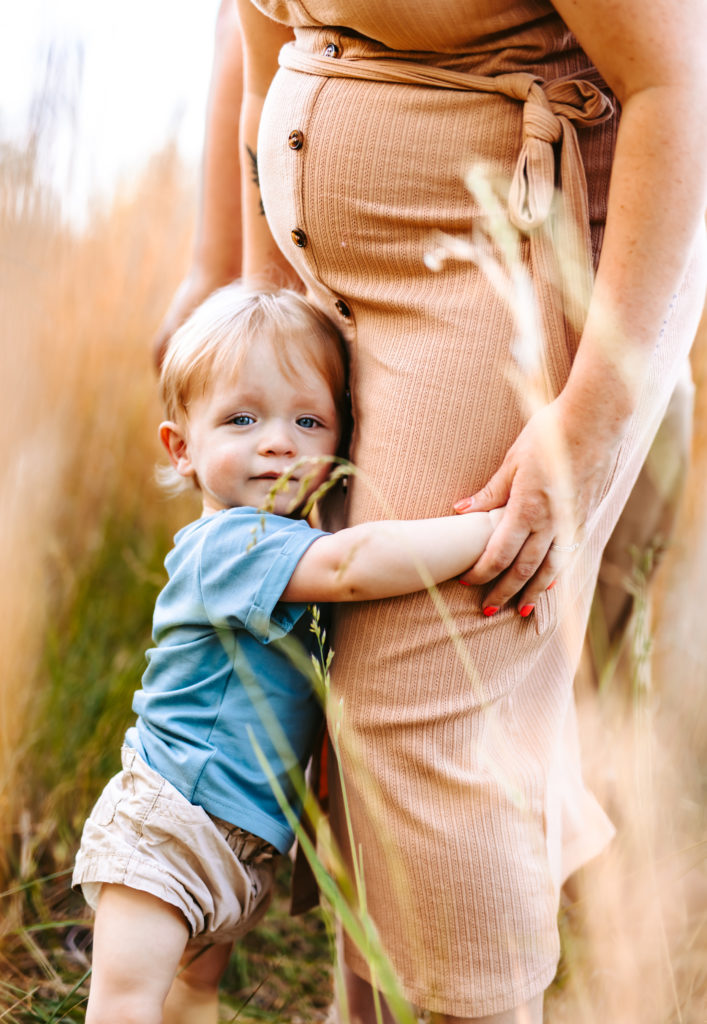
[165,336,341,517]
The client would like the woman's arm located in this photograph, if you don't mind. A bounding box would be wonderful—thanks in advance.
[281,510,501,603]
[459,0,707,613]
[152,1,245,365]
[236,0,297,280]
[152,0,295,366]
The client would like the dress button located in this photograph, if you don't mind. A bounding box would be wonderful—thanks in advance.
[291,228,308,248]
[288,129,304,150]
[323,43,340,58]
[335,299,351,318]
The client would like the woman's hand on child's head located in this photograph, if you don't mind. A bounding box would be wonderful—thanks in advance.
[152,271,230,371]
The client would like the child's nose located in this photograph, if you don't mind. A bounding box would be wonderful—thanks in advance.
[258,421,296,456]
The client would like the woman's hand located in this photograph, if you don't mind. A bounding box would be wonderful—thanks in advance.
[455,393,624,614]
[151,269,230,370]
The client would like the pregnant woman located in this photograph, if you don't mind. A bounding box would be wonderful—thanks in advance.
[159,1,707,1020]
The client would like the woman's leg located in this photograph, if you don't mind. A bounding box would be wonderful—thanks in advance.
[336,963,398,1024]
[162,941,233,1024]
[86,883,190,1024]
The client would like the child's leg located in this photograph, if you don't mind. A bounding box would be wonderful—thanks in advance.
[162,942,233,1024]
[86,883,190,1024]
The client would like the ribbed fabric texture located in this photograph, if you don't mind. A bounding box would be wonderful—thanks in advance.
[254,1,707,1014]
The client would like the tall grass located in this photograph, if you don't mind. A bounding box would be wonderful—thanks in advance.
[1,68,705,1024]
[0,120,183,1017]
[0,134,196,841]
[546,314,707,1024]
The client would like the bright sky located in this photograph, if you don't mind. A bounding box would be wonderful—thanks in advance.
[1,0,221,222]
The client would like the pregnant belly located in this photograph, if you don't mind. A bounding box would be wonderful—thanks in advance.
[259,68,532,516]
[258,67,523,301]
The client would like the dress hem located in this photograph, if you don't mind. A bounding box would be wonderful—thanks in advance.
[343,947,559,1018]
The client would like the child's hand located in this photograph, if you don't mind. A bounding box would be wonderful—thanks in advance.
[455,505,506,596]
[487,506,506,531]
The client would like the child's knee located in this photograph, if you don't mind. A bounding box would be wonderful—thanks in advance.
[161,941,232,1022]
[178,941,233,989]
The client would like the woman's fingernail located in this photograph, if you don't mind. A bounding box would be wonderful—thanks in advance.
[547,580,557,591]
[459,580,471,587]
[453,499,473,513]
[520,604,535,617]
[483,605,499,617]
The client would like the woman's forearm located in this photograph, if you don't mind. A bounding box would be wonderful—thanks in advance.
[239,93,297,282]
[561,83,707,443]
[190,0,245,287]
[184,0,298,287]
[237,0,298,283]
[554,0,707,441]
[151,1,249,363]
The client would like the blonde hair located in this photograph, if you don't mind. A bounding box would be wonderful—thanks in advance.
[158,283,350,494]
[160,283,348,424]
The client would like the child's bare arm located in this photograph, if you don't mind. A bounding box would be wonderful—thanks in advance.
[281,509,503,603]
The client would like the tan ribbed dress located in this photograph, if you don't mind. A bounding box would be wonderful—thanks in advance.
[253,0,707,1015]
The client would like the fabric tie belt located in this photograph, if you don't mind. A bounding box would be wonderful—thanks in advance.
[278,40,616,376]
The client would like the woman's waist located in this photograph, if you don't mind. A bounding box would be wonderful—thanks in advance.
[290,23,605,84]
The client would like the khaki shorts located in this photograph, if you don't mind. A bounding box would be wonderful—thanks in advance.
[72,746,277,946]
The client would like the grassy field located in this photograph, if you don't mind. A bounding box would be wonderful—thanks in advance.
[1,111,706,1021]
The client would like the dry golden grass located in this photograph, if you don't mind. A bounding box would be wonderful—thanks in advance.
[0,138,199,869]
[546,314,707,1023]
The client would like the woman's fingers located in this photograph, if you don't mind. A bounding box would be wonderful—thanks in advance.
[512,544,575,611]
[474,529,553,608]
[458,517,526,587]
[453,465,512,516]
[461,480,555,585]
[454,457,576,611]
[487,542,577,614]
[454,395,615,612]
[151,273,226,371]
[458,530,577,615]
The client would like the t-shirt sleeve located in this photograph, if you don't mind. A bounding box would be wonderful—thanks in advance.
[197,510,327,643]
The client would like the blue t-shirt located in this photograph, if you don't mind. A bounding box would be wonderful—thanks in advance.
[125,507,328,854]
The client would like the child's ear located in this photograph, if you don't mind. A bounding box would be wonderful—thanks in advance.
[159,421,195,478]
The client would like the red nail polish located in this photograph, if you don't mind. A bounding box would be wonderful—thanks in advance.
[459,580,471,587]
[547,580,557,591]
[454,499,473,513]
[483,605,499,617]
[520,604,535,617]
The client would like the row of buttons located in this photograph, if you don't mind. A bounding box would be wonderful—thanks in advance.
[287,62,350,320]
[288,227,351,316]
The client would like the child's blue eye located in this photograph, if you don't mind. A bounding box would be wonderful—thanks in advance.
[297,416,319,429]
[230,414,255,426]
